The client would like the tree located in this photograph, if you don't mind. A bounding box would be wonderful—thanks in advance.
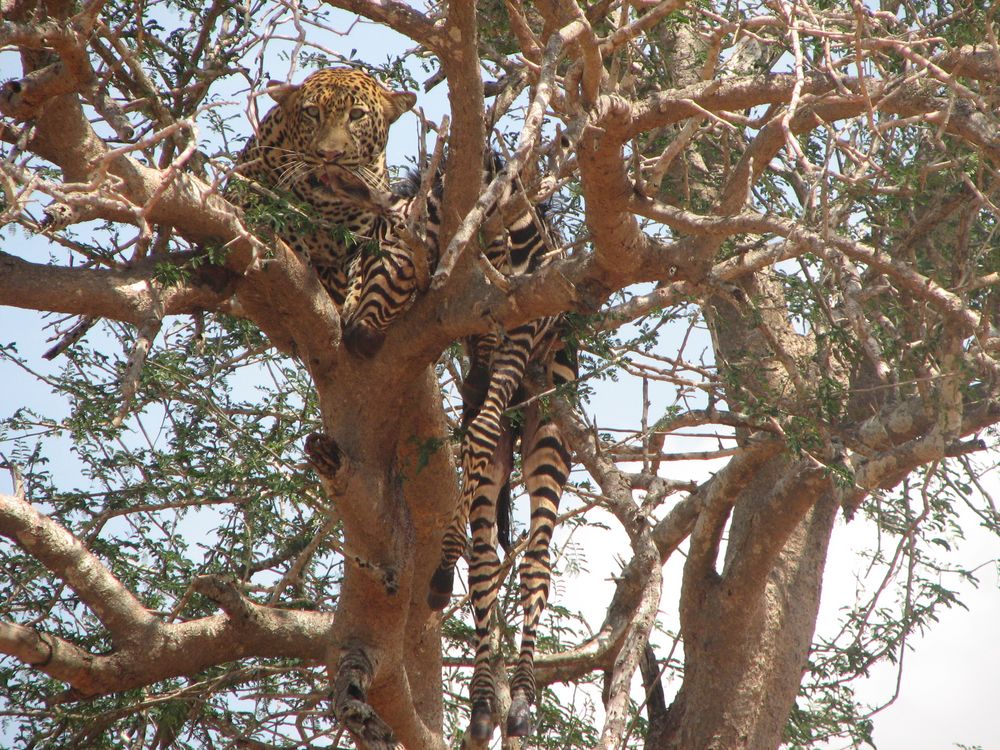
[1,0,998,748]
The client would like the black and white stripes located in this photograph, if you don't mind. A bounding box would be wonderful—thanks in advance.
[427,173,575,740]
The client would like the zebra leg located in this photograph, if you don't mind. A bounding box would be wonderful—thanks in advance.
[465,433,513,741]
[427,481,468,610]
[506,411,570,737]
[343,240,416,358]
[427,325,537,610]
[426,457,494,611]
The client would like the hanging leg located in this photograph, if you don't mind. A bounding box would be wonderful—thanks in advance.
[428,325,542,741]
[508,333,576,735]
[427,337,490,608]
[506,407,571,737]
[428,323,539,609]
[464,429,513,741]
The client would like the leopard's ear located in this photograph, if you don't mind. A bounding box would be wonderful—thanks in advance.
[265,80,300,105]
[383,89,417,124]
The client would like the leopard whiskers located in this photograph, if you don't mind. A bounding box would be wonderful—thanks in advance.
[275,160,312,190]
[263,145,302,158]
[352,164,383,191]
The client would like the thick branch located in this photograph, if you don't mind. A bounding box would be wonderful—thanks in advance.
[629,72,845,136]
[431,0,484,252]
[720,460,831,601]
[936,43,1000,81]
[324,0,442,51]
[0,491,156,641]
[0,251,233,324]
[576,94,663,290]
[683,439,783,588]
[0,505,335,698]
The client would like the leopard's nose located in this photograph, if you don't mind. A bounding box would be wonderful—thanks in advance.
[317,149,344,163]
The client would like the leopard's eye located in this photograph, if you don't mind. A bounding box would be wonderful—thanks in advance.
[349,107,367,121]
[302,104,321,120]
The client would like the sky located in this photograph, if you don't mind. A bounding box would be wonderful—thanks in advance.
[2,4,1000,750]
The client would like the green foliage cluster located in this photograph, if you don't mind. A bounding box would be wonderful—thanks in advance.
[225,178,332,241]
[0,317,340,747]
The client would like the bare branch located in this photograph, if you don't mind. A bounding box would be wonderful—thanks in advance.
[430,28,559,289]
[0,491,156,640]
[0,498,335,699]
[324,0,442,51]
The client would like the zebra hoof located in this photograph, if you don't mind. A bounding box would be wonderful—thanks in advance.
[304,432,342,477]
[468,703,494,740]
[427,566,454,610]
[506,698,533,737]
[343,321,385,358]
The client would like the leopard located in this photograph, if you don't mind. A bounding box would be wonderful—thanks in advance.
[230,67,418,355]
[41,69,418,360]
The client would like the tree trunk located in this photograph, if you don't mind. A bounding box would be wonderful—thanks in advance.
[663,273,842,749]
[666,476,839,749]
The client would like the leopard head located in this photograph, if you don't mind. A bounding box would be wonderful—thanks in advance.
[257,68,416,194]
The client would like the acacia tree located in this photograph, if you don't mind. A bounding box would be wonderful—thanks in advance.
[1,0,998,748]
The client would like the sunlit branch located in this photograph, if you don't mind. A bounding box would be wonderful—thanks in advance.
[722,460,831,599]
[0,250,232,323]
[430,29,558,289]
[598,542,662,750]
[324,0,442,51]
[628,193,995,349]
[682,440,783,586]
[0,489,153,637]
[599,0,690,55]
[555,0,602,107]
[33,602,335,700]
